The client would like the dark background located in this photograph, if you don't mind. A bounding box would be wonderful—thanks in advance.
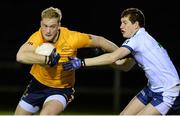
[0,0,179,115]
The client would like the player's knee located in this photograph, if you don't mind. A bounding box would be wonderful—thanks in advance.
[14,105,34,115]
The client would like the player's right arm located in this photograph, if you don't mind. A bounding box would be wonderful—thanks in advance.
[17,42,60,66]
[111,57,136,72]
[16,42,46,64]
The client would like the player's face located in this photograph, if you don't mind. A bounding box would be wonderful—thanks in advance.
[120,16,138,38]
[41,18,60,41]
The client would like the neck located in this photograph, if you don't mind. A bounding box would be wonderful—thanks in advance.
[132,28,140,37]
[52,30,60,43]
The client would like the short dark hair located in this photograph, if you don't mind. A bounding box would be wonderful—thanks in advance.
[121,8,145,27]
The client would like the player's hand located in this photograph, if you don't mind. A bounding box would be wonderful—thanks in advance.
[45,48,60,67]
[62,57,85,71]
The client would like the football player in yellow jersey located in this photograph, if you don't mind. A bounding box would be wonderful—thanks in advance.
[14,7,119,115]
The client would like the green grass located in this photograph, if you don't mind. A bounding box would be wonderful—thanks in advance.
[0,111,13,115]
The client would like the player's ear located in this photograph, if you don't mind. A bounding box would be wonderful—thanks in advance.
[134,21,140,29]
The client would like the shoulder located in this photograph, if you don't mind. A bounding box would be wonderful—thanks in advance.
[60,27,77,36]
[134,28,150,39]
[60,27,77,34]
[27,28,44,46]
[30,28,42,38]
[60,27,88,35]
[60,27,69,31]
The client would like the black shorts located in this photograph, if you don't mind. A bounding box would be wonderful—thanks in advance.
[21,78,75,109]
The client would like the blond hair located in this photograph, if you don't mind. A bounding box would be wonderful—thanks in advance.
[41,7,62,22]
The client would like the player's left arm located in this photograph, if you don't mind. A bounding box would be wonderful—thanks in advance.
[87,34,119,52]
[84,47,130,66]
[63,47,131,71]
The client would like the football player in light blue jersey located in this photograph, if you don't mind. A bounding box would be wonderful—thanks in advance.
[63,8,180,115]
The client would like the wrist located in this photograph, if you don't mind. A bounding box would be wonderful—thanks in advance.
[81,59,86,67]
[45,56,49,64]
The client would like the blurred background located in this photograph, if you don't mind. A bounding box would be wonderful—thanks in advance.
[0,0,180,115]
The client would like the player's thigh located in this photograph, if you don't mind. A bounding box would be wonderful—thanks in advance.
[14,104,33,115]
[137,103,161,115]
[120,96,145,115]
[40,100,64,115]
[40,95,66,115]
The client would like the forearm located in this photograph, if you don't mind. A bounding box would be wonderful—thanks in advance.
[62,47,131,71]
[16,51,45,64]
[84,53,115,66]
[16,43,60,67]
[84,47,130,67]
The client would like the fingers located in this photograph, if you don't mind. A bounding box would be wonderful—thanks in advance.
[62,57,81,71]
[63,62,73,71]
[47,48,60,67]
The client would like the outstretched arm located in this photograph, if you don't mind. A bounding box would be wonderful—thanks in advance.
[84,47,130,66]
[63,47,131,71]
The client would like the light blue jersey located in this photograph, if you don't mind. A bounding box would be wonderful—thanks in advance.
[122,28,180,92]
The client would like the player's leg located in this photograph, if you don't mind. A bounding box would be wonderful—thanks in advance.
[14,104,33,115]
[120,96,145,115]
[14,100,39,115]
[120,86,152,115]
[137,84,180,115]
[40,95,66,115]
[137,103,161,115]
[14,79,40,115]
[40,87,75,115]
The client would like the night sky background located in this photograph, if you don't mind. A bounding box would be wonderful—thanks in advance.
[0,0,179,114]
